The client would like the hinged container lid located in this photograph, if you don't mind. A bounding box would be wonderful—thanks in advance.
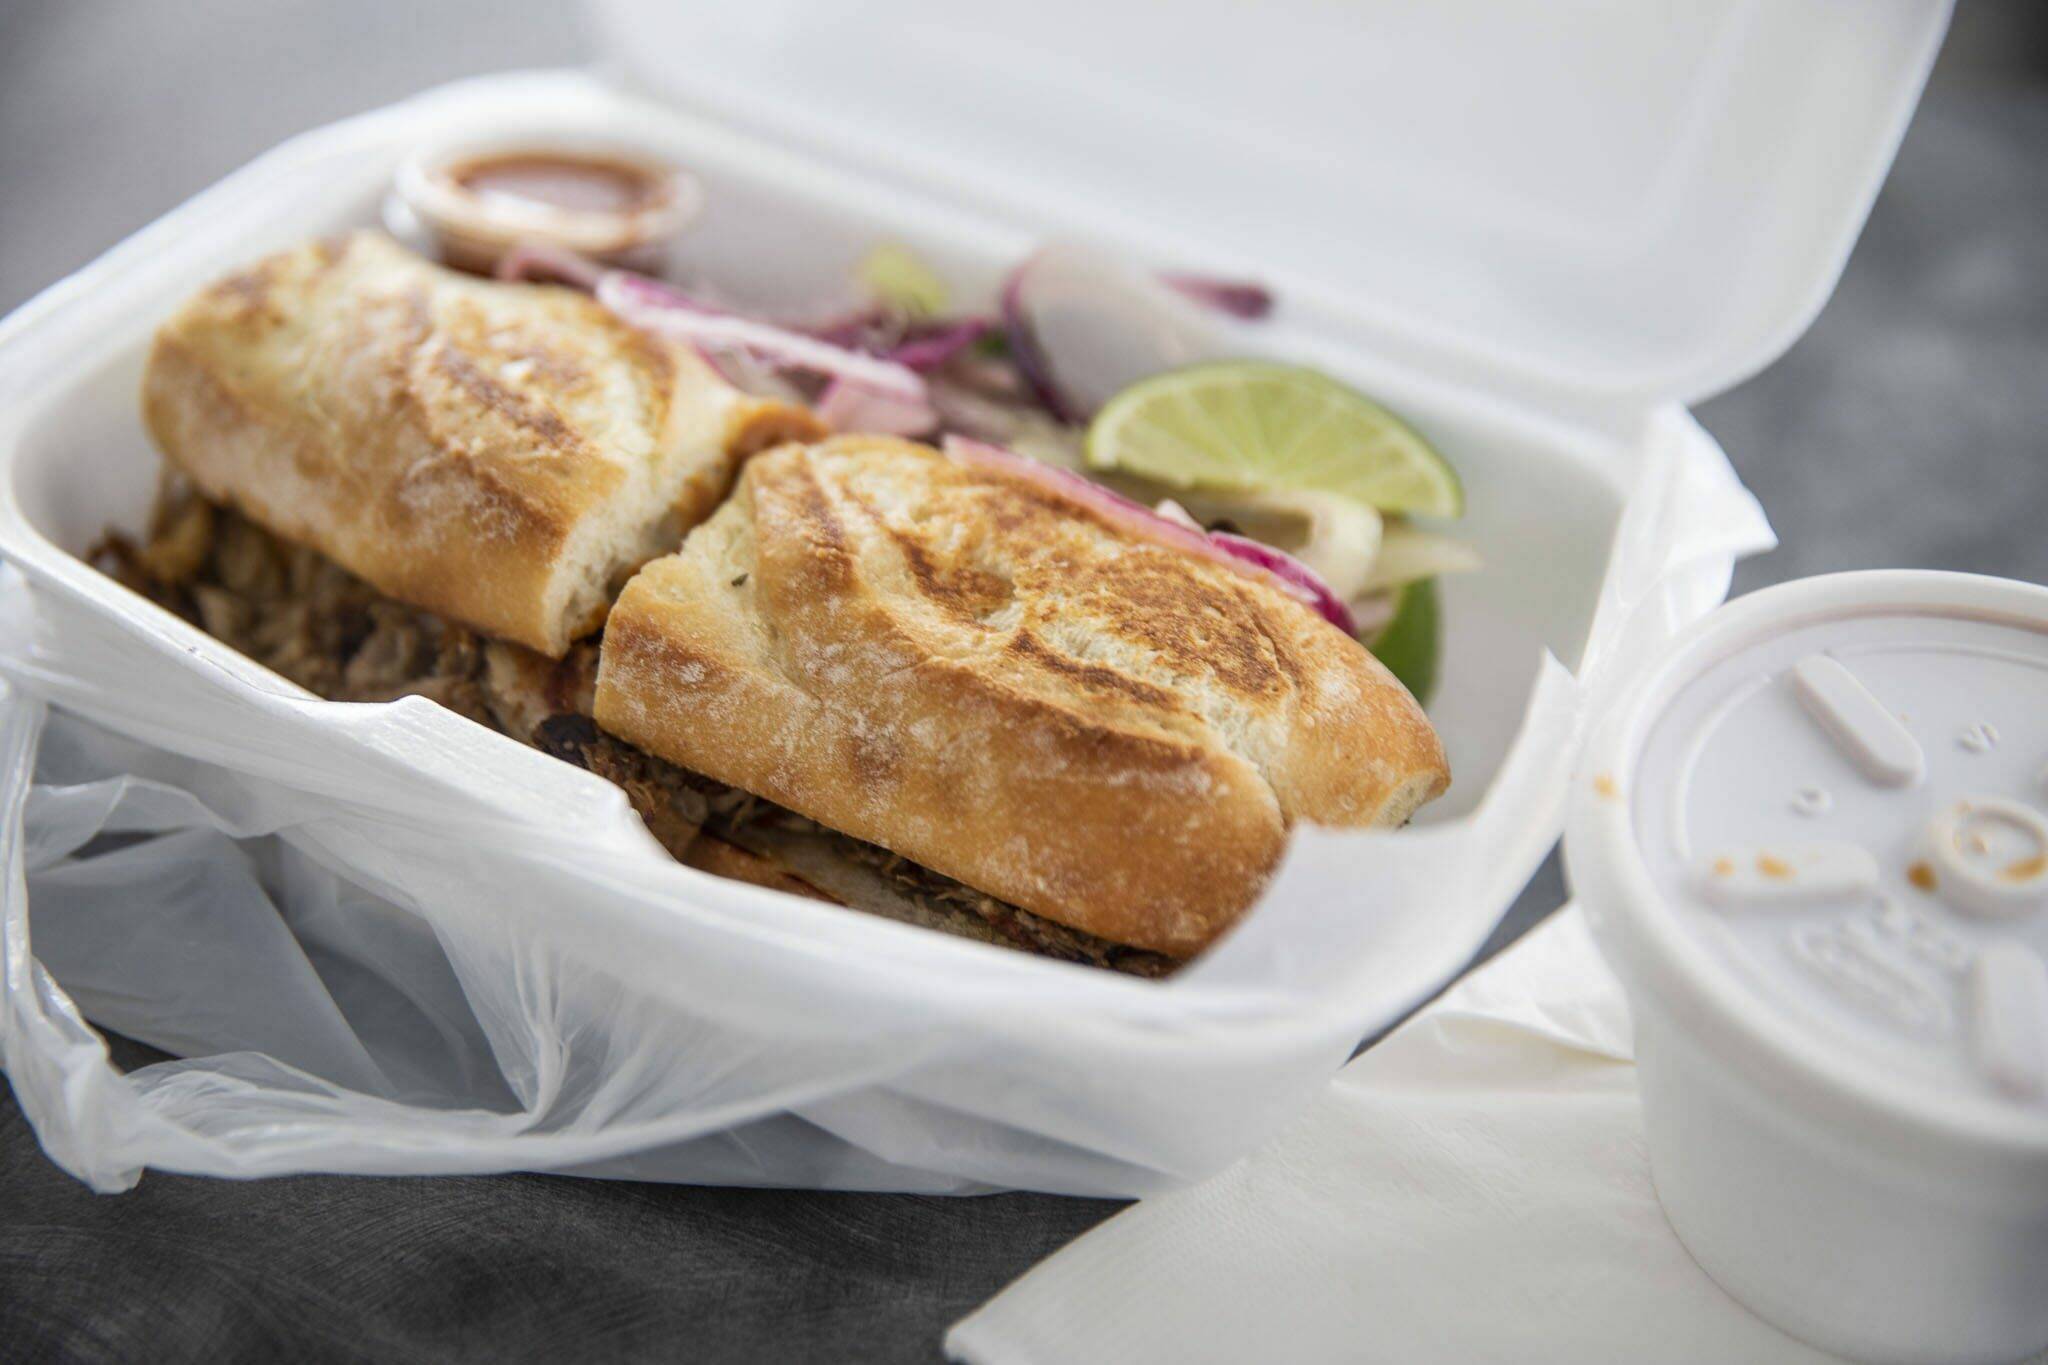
[591,0,1949,411]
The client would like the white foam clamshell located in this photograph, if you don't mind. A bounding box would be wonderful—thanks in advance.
[0,59,1795,1198]
[596,0,1950,413]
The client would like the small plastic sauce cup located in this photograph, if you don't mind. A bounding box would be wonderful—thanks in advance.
[389,138,701,275]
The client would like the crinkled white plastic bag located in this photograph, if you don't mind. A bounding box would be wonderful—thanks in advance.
[1,676,989,1191]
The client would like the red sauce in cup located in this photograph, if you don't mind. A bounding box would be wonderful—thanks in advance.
[393,143,699,275]
[449,154,664,216]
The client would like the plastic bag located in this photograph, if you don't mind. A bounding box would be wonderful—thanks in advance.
[0,642,1557,1195]
[1,674,1014,1191]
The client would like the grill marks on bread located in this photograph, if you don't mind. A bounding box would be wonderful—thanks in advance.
[1005,629,1180,711]
[800,449,1307,794]
[426,343,588,458]
[142,230,821,656]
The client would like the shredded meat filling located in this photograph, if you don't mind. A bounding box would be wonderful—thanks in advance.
[92,480,1173,978]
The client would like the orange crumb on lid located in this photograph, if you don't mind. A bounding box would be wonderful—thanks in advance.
[2002,855,2046,883]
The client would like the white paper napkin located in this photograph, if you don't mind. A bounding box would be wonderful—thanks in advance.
[948,907,1846,1365]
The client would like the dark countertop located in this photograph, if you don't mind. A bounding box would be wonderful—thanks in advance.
[3,5,2045,1362]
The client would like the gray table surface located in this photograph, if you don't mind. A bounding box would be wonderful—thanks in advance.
[2,4,2045,1361]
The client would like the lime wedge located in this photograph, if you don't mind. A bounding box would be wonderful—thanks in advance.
[1085,362,1462,517]
[1367,578,1440,706]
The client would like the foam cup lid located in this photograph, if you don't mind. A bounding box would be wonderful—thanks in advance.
[1576,571,2048,1137]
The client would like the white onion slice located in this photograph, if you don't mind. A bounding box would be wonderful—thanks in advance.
[1360,523,1484,593]
[1002,245,1220,419]
[1169,489,1384,603]
[1150,498,1206,534]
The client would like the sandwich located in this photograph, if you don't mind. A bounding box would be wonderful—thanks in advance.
[139,230,820,655]
[98,235,1450,974]
[593,436,1448,960]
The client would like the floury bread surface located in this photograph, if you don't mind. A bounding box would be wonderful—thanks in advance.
[595,436,1449,958]
[141,231,821,656]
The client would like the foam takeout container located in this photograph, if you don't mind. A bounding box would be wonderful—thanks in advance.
[0,1,1948,1195]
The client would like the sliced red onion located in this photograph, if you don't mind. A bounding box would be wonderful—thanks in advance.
[593,268,728,317]
[941,437,1356,634]
[1159,273,1275,321]
[886,316,993,371]
[945,435,1215,551]
[494,242,606,290]
[800,305,894,348]
[687,342,740,386]
[598,272,928,402]
[816,378,939,437]
[1207,532,1358,635]
[998,260,1076,423]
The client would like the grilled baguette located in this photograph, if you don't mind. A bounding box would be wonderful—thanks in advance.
[141,231,820,656]
[595,436,1448,957]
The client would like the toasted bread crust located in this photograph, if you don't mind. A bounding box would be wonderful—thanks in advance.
[595,437,1448,956]
[141,231,820,656]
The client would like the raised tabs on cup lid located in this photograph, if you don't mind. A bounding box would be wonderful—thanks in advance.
[1924,797,2048,921]
[1611,572,2048,1113]
[1693,842,1879,910]
[1789,653,1924,787]
[1971,940,2048,1100]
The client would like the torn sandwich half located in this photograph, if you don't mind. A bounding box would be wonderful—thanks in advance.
[141,230,820,656]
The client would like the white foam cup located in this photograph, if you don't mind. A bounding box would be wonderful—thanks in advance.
[1569,571,2048,1365]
